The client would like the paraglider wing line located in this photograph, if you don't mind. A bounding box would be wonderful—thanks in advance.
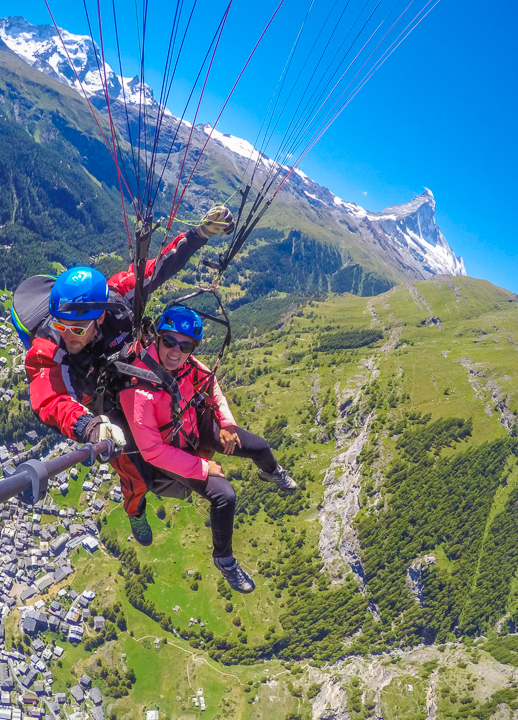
[167,0,286,231]
[82,0,137,217]
[277,0,442,196]
[166,0,233,231]
[43,0,137,223]
[95,0,134,247]
[112,0,140,204]
[148,1,217,213]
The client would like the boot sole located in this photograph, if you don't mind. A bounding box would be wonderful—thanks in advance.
[258,476,298,493]
[214,560,256,593]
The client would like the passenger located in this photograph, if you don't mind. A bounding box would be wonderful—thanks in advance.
[119,306,297,593]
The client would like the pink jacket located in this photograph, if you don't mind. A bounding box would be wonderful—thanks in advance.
[119,344,236,481]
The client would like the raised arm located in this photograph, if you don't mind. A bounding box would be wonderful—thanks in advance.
[108,206,234,299]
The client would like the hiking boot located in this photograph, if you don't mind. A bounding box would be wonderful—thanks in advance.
[258,465,298,493]
[214,557,255,594]
[129,512,153,546]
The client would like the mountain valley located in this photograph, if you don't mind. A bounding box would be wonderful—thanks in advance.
[1,12,517,720]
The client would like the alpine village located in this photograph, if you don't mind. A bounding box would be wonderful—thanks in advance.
[0,9,516,720]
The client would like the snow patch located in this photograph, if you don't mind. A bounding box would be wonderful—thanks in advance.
[304,190,324,203]
[293,167,309,183]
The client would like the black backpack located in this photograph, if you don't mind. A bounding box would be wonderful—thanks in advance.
[11,275,57,350]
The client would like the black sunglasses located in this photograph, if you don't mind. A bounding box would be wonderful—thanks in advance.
[160,334,197,354]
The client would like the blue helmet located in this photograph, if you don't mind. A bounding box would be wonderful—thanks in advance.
[49,267,109,321]
[156,306,203,344]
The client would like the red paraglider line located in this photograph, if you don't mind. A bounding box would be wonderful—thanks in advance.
[43,0,138,232]
[95,0,134,246]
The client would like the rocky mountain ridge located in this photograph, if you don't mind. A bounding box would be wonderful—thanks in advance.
[0,15,466,284]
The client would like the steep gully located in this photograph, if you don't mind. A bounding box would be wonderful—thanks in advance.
[311,291,518,719]
[313,298,445,719]
[458,357,516,432]
[317,304,398,588]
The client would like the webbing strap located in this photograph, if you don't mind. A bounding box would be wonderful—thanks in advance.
[111,361,162,386]
[137,347,182,413]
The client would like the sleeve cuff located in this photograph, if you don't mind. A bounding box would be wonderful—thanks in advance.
[74,413,96,442]
[219,420,236,429]
[200,459,210,479]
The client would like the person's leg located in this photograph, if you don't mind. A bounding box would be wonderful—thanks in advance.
[111,451,151,516]
[152,469,254,593]
[202,424,298,492]
[108,414,155,545]
[153,470,236,558]
[203,425,277,473]
[111,451,155,546]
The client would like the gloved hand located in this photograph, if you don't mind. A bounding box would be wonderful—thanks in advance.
[195,206,235,239]
[83,415,127,447]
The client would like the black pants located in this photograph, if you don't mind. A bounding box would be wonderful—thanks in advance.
[152,424,277,558]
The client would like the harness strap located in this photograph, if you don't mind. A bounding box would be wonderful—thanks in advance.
[137,347,183,414]
[111,361,163,386]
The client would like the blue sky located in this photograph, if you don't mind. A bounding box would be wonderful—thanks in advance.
[3,0,518,291]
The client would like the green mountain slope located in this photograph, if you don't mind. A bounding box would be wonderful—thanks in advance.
[7,275,518,719]
[0,43,427,298]
[0,45,133,287]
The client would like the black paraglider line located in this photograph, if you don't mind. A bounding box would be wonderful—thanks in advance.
[136,0,147,216]
[166,1,234,232]
[237,0,364,203]
[82,0,138,216]
[142,1,233,314]
[278,0,441,196]
[94,0,135,247]
[261,0,350,169]
[268,0,407,187]
[220,0,440,274]
[43,0,138,228]
[294,0,430,163]
[111,0,140,206]
[166,0,287,236]
[271,0,378,170]
[225,0,373,255]
[141,0,187,211]
[139,1,249,328]
[259,0,386,194]
[239,0,317,190]
[148,8,224,214]
[275,0,412,172]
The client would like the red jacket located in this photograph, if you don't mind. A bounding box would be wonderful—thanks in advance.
[25,229,207,441]
[119,344,236,480]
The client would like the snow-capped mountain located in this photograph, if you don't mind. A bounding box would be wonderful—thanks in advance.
[198,126,465,279]
[0,14,465,281]
[333,188,466,278]
[0,15,160,110]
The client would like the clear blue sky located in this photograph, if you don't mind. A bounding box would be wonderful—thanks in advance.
[4,0,518,291]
